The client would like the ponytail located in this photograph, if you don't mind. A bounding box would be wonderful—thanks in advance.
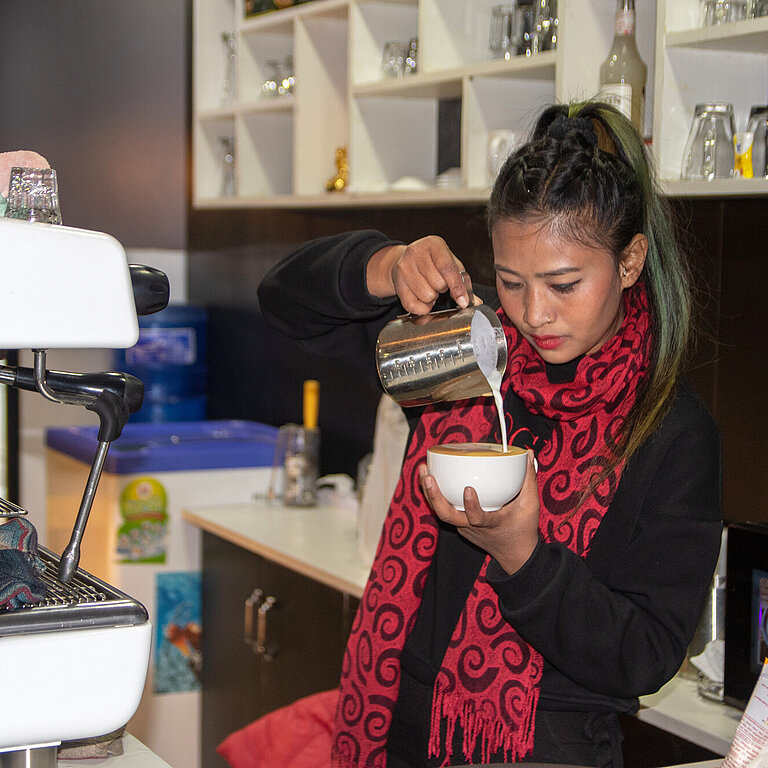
[488,99,693,492]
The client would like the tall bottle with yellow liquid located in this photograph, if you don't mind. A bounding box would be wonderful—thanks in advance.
[599,0,647,136]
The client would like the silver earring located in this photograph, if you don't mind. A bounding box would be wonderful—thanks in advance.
[622,266,627,277]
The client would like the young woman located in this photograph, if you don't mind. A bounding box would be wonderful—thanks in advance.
[257,101,722,768]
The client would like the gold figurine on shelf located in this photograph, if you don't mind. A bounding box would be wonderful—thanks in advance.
[325,146,349,192]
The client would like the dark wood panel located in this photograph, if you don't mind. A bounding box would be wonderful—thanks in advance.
[201,532,262,768]
[201,533,357,767]
[0,0,189,249]
[669,198,723,415]
[715,198,768,524]
[619,713,720,768]
[259,558,351,717]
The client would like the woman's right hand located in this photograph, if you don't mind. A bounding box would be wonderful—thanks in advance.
[366,235,471,315]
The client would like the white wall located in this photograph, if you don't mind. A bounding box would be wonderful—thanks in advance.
[21,248,187,546]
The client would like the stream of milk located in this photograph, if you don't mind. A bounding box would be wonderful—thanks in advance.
[470,311,508,452]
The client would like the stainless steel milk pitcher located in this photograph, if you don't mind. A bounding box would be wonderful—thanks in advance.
[375,300,507,407]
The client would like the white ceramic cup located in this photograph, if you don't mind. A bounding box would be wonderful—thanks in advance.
[426,442,528,511]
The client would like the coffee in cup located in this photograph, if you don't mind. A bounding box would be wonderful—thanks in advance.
[426,442,527,511]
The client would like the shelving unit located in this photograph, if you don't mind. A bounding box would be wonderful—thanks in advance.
[654,0,768,196]
[192,0,768,209]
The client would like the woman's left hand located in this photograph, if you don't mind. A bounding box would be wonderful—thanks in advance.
[419,449,540,575]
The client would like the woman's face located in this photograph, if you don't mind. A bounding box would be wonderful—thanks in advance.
[492,218,628,365]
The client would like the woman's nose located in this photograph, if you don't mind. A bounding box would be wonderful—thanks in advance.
[523,289,552,328]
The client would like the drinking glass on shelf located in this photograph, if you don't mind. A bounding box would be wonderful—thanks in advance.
[278,55,295,96]
[219,138,235,197]
[489,5,517,60]
[681,103,736,181]
[4,167,62,224]
[261,60,280,97]
[535,0,558,51]
[220,31,237,104]
[702,0,747,24]
[404,38,418,75]
[381,41,405,77]
[516,6,538,55]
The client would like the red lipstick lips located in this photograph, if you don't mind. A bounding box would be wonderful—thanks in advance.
[531,335,564,350]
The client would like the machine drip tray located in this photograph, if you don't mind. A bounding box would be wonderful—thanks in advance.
[0,547,148,636]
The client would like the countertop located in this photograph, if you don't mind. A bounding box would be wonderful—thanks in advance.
[56,735,172,767]
[639,674,742,756]
[182,500,371,598]
[183,501,744,756]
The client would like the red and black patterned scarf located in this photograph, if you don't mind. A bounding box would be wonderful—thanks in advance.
[332,285,652,767]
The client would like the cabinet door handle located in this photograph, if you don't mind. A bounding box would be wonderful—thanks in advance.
[256,595,277,661]
[244,588,264,647]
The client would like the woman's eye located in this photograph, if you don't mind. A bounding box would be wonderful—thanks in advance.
[500,279,522,291]
[552,281,579,294]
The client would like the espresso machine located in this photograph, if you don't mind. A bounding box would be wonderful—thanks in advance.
[0,217,169,767]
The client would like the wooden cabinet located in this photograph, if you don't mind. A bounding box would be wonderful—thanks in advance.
[200,531,357,768]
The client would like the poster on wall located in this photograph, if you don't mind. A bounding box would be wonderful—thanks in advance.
[153,571,202,693]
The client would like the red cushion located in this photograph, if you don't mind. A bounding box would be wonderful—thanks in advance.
[217,689,339,768]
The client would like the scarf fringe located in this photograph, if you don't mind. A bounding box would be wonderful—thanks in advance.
[428,679,540,765]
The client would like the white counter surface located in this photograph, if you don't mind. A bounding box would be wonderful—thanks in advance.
[639,674,742,756]
[56,735,172,767]
[182,501,371,598]
[183,502,744,757]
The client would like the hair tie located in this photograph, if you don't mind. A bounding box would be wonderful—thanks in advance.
[546,114,598,148]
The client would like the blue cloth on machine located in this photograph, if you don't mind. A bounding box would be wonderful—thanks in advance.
[0,517,47,609]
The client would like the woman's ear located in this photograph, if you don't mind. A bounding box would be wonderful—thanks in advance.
[620,234,648,288]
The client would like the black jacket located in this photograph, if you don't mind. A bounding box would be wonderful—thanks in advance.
[258,230,723,754]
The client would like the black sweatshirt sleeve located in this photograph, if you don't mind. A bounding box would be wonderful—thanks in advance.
[487,386,723,703]
[257,230,403,351]
[257,229,499,381]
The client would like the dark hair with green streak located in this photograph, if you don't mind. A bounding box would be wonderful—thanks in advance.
[487,99,693,500]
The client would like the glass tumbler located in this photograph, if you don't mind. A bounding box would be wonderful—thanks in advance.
[702,0,747,24]
[516,6,538,55]
[220,31,237,104]
[4,167,62,224]
[535,0,558,51]
[681,103,736,181]
[381,41,405,78]
[488,5,517,60]
[261,60,280,98]
[219,137,236,197]
[268,423,319,507]
[404,37,418,74]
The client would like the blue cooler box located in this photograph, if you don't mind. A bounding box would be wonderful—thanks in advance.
[45,420,277,768]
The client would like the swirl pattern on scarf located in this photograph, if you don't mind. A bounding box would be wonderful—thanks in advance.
[332,285,651,767]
